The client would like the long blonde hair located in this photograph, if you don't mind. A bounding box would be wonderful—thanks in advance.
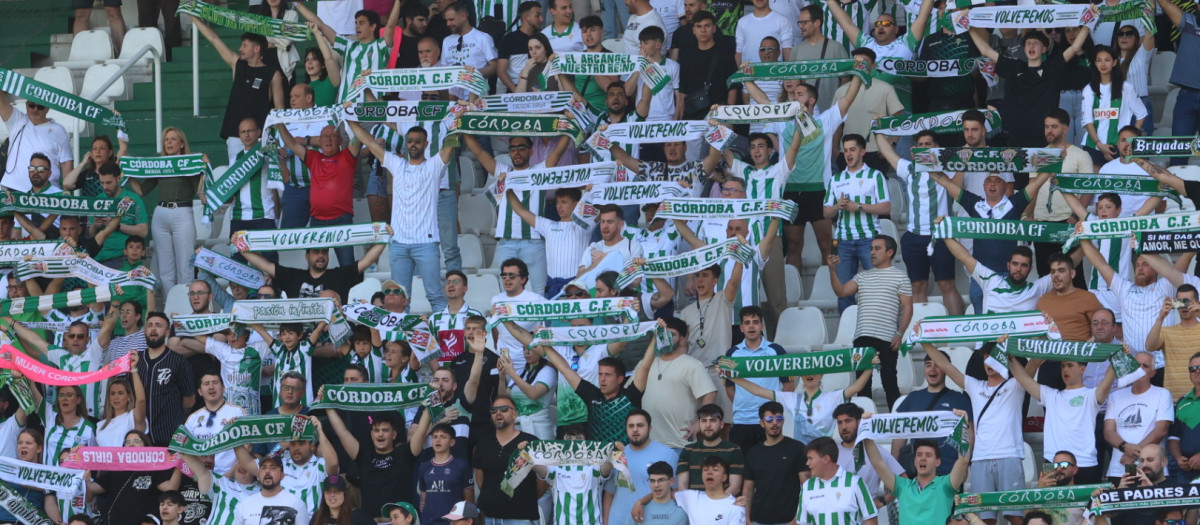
[100,378,135,430]
[160,126,192,156]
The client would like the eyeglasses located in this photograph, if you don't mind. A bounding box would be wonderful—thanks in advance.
[720,187,743,194]
[1117,30,1138,37]
[25,103,46,111]
[759,46,779,52]
[65,333,87,339]
[798,19,814,24]
[510,145,531,152]
[762,415,784,422]
[1049,461,1073,470]
[500,272,523,279]
[445,278,465,285]
[124,438,143,446]
[247,293,275,299]
[1189,365,1200,373]
[383,289,406,296]
[281,385,303,392]
[489,405,513,413]
[874,20,894,27]
[27,166,48,173]
[187,291,210,297]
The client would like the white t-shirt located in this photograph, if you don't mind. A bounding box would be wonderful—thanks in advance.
[233,489,310,525]
[555,344,610,386]
[579,237,644,272]
[620,57,680,121]
[971,265,1053,314]
[0,417,20,459]
[1110,274,1200,366]
[1099,158,1153,216]
[964,377,1025,460]
[674,490,745,525]
[492,288,546,371]
[1040,385,1103,467]
[441,29,498,99]
[184,403,247,476]
[535,217,595,280]
[837,441,904,500]
[734,11,795,63]
[649,0,680,49]
[1,110,72,191]
[1104,385,1175,477]
[777,389,844,442]
[623,10,667,55]
[542,23,586,53]
[96,410,144,448]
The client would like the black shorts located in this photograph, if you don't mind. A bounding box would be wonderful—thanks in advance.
[784,190,827,225]
[73,0,121,8]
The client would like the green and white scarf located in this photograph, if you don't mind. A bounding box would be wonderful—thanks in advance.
[0,457,85,495]
[912,147,1065,173]
[1130,135,1200,157]
[1,286,114,316]
[526,321,673,352]
[592,121,713,145]
[951,4,1101,34]
[614,238,755,289]
[853,411,967,469]
[194,247,267,289]
[15,256,157,290]
[310,383,435,411]
[884,57,994,78]
[488,297,638,329]
[204,145,265,219]
[544,53,671,94]
[1064,210,1200,251]
[871,109,1002,137]
[0,241,74,268]
[1091,483,1200,514]
[1133,231,1200,254]
[170,314,234,337]
[0,190,133,217]
[954,484,1110,514]
[989,337,1144,387]
[657,198,798,222]
[341,303,425,333]
[0,481,54,525]
[501,440,633,496]
[230,298,337,325]
[168,414,316,455]
[1053,173,1180,204]
[0,371,35,415]
[19,320,100,332]
[726,59,871,88]
[1098,0,1156,34]
[500,161,617,191]
[119,154,209,178]
[902,311,1054,351]
[345,67,489,101]
[0,68,125,131]
[476,91,575,113]
[231,222,389,253]
[706,103,803,124]
[342,101,456,123]
[584,182,690,205]
[177,0,309,41]
[447,112,586,144]
[381,329,442,365]
[715,347,876,378]
[931,217,1073,248]
[261,106,342,158]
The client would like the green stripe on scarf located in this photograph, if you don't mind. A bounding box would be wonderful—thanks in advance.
[989,337,1144,387]
[501,440,633,496]
[0,371,35,415]
[853,411,967,469]
[120,154,210,178]
[1099,0,1156,34]
[954,484,1110,514]
[342,101,455,123]
[727,59,872,88]
[169,415,316,455]
[177,0,309,40]
[717,347,876,377]
[883,58,994,78]
[342,303,425,332]
[526,322,673,353]
[951,4,1102,34]
[231,222,389,253]
[0,189,132,217]
[311,383,434,411]
[170,314,234,337]
[903,311,1051,350]
[1065,210,1200,251]
[448,112,585,144]
[1052,173,1180,204]
[932,217,1073,244]
[204,145,265,219]
[1,286,114,316]
[657,198,797,222]
[230,298,337,325]
[501,161,618,191]
[871,109,1001,137]
[0,68,125,131]
[0,241,74,268]
[15,257,157,290]
[0,481,55,525]
[706,103,803,124]
[615,238,754,289]
[912,147,1065,173]
[488,298,638,329]
[545,54,670,94]
[346,67,489,100]
[583,182,691,205]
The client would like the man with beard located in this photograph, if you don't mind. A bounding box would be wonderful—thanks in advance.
[414,367,480,460]
[9,319,106,419]
[676,404,743,493]
[138,312,195,445]
[824,0,929,110]
[397,3,429,68]
[535,332,655,442]
[245,244,384,305]
[1034,253,1104,389]
[92,161,149,268]
[237,417,338,515]
[327,408,431,517]
[430,271,486,364]
[577,205,643,276]
[473,395,541,524]
[608,410,679,525]
[606,136,723,198]
[1106,353,1173,485]
[742,401,807,525]
[1148,286,1200,400]
[892,354,973,475]
[183,372,246,477]
[862,412,972,525]
[1098,444,1172,525]
[833,403,904,509]
[823,132,891,314]
[231,455,311,525]
[182,451,260,525]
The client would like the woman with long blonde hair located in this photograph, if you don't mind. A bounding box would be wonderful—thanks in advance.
[96,352,148,446]
[127,126,208,292]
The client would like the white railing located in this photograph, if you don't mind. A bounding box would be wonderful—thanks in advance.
[86,43,165,152]
[193,24,200,117]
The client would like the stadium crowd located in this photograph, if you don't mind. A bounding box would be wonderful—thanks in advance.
[1,0,1200,523]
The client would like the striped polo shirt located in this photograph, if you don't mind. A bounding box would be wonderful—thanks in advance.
[795,468,878,525]
[851,266,912,341]
[825,164,890,241]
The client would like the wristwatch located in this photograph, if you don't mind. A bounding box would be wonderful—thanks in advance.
[1118,441,1127,452]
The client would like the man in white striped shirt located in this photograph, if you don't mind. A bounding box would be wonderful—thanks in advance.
[822,133,890,314]
[296,2,400,102]
[795,437,878,525]
[348,120,456,313]
[505,185,594,298]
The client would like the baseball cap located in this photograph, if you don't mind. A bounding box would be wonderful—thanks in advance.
[322,475,348,491]
[258,454,284,469]
[985,172,1015,183]
[442,501,480,520]
[382,501,421,524]
[381,280,409,297]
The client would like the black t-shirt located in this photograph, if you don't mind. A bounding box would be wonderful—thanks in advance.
[743,437,807,523]
[138,348,196,445]
[397,31,422,69]
[356,445,417,517]
[221,59,275,139]
[917,32,979,108]
[452,350,499,434]
[996,53,1065,144]
[273,264,362,303]
[498,30,531,60]
[426,15,450,43]
[1059,46,1093,91]
[575,380,644,443]
[97,469,174,525]
[677,42,737,119]
[474,430,540,518]
[177,477,213,525]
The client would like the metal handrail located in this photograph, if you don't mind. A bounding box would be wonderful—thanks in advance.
[86,43,164,152]
[193,24,200,117]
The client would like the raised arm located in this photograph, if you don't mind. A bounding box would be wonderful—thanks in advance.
[742,78,770,105]
[909,0,935,41]
[293,2,338,43]
[1146,297,1173,352]
[823,0,862,45]
[505,187,539,228]
[1134,157,1188,195]
[672,219,706,250]
[727,376,775,401]
[1060,191,1090,222]
[536,342,583,390]
[274,124,308,163]
[545,132,572,168]
[240,250,278,279]
[1079,239,1117,287]
[875,133,902,171]
[967,26,1000,62]
[463,134,498,175]
[1142,252,1186,287]
[311,23,341,87]
[1007,351,1042,401]
[325,408,361,460]
[383,0,401,48]
[462,332,487,404]
[949,409,973,489]
[843,357,877,399]
[348,121,385,162]
[409,406,432,457]
[358,227,391,274]
[190,18,239,68]
[1061,25,1091,62]
[862,437,896,493]
[180,454,213,493]
[632,319,666,392]
[941,236,978,275]
[1095,360,1118,405]
[923,343,965,388]
[6,319,51,357]
[827,254,859,298]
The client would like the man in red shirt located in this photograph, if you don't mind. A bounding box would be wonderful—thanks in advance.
[274,123,362,267]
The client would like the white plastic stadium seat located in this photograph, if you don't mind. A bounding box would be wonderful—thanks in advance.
[106,27,164,67]
[81,64,126,105]
[822,372,852,392]
[895,354,915,393]
[33,66,76,94]
[1023,442,1037,487]
[1157,88,1179,133]
[348,278,382,304]
[774,307,827,353]
[822,305,858,350]
[796,266,837,309]
[56,30,115,70]
[464,273,501,312]
[409,276,433,314]
[905,302,948,336]
[164,284,191,317]
[458,191,496,236]
[458,234,485,270]
[891,394,908,413]
[784,264,803,306]
[1148,51,1175,97]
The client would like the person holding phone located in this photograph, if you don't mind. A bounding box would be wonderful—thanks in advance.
[1146,287,1200,400]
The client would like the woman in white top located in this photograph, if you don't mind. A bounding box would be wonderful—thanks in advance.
[96,353,148,447]
[1115,24,1156,135]
[1081,45,1148,166]
[497,343,557,440]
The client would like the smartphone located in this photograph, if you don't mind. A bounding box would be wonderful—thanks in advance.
[1125,463,1138,476]
[1042,463,1055,474]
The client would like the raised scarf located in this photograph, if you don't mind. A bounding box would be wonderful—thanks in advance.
[883,57,994,78]
[61,447,184,472]
[912,147,1065,173]
[500,161,618,191]
[15,256,157,290]
[0,457,84,495]
[168,414,316,455]
[0,190,133,217]
[170,314,234,337]
[194,247,267,289]
[1130,135,1200,157]
[614,238,755,289]
[487,297,638,330]
[544,53,671,94]
[176,0,309,41]
[706,102,804,124]
[310,383,435,411]
[1091,484,1200,514]
[342,100,457,123]
[583,182,690,205]
[853,411,968,469]
[119,154,210,178]
[657,198,798,222]
[726,59,872,88]
[0,344,132,386]
[230,298,337,325]
[1,286,115,316]
[931,217,1073,250]
[526,321,672,352]
[952,4,1102,34]
[203,145,265,219]
[1065,210,1200,251]
[447,112,586,144]
[871,109,1002,137]
[345,67,489,100]
[0,68,125,131]
[902,311,1054,351]
[231,222,389,253]
[0,481,54,525]
[341,303,425,333]
[1134,231,1200,254]
[988,337,1144,387]
[715,347,876,377]
[1053,173,1180,203]
[477,91,575,113]
[954,484,1110,514]
[501,440,633,496]
[0,241,74,268]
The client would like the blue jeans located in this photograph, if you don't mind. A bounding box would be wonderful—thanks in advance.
[1141,95,1155,136]
[836,238,872,313]
[1059,89,1084,146]
[600,0,628,40]
[438,189,461,271]
[230,218,278,264]
[1172,87,1200,167]
[390,241,447,312]
[969,278,983,314]
[494,239,548,296]
[279,184,311,230]
[311,214,355,268]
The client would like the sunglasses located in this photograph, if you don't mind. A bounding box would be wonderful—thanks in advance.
[874,20,894,27]
[762,415,784,423]
[1189,365,1200,373]
[26,103,46,111]
[510,145,531,152]
[66,333,87,339]
[383,289,406,296]
[1117,30,1138,37]
[489,405,513,413]
[247,293,275,299]
[1049,461,1073,470]
[500,272,523,279]
[27,166,49,173]
[759,46,778,52]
